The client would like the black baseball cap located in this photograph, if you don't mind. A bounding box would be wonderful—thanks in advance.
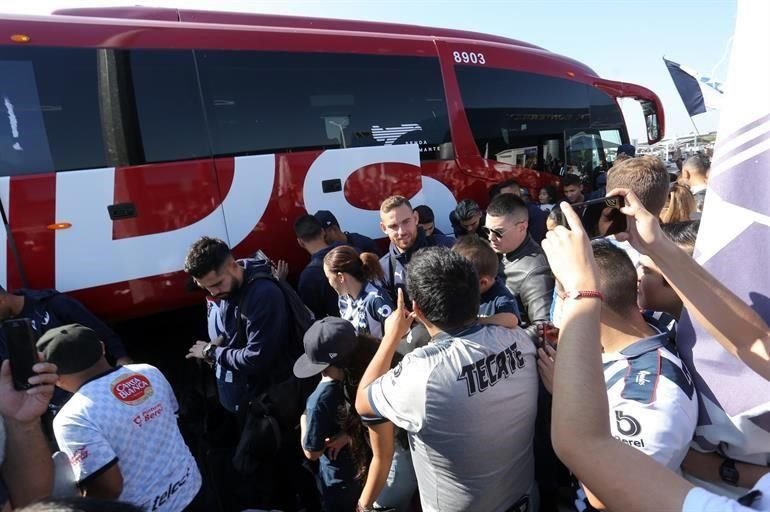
[36,324,103,375]
[313,210,339,229]
[293,317,357,378]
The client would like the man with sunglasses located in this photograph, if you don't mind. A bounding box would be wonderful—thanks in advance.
[486,193,560,511]
[485,193,554,343]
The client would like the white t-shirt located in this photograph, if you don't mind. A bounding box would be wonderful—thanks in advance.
[53,364,201,511]
[683,474,770,511]
[601,329,699,470]
[367,324,538,512]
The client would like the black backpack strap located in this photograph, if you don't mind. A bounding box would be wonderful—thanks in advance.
[234,272,273,350]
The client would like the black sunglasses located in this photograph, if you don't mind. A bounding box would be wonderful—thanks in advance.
[481,226,506,238]
[481,221,525,238]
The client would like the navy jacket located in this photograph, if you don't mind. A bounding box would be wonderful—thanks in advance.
[212,259,292,412]
[380,228,454,300]
[0,289,127,361]
[298,244,343,320]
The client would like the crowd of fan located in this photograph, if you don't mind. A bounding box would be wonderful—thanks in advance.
[0,147,768,512]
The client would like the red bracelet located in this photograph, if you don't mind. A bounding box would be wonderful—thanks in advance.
[558,290,605,301]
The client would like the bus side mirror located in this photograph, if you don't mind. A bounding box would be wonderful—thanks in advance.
[645,112,659,142]
[640,100,662,144]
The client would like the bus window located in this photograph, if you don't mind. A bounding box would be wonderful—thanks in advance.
[589,86,625,130]
[566,129,623,176]
[566,131,602,174]
[599,129,623,164]
[127,50,210,164]
[455,66,627,175]
[195,51,451,160]
[0,47,106,176]
[455,66,590,171]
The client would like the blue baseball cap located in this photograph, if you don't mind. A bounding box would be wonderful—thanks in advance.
[617,144,636,158]
[313,210,339,229]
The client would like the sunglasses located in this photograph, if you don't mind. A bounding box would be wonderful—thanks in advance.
[482,226,506,238]
[482,221,525,239]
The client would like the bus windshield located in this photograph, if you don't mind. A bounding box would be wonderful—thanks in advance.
[455,65,627,176]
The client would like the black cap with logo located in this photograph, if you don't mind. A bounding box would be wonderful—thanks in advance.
[293,317,357,378]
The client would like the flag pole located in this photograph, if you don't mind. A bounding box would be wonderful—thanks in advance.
[689,116,700,151]
[689,116,700,135]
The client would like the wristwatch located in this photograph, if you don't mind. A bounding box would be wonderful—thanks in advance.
[558,289,605,301]
[719,457,740,486]
[202,343,217,366]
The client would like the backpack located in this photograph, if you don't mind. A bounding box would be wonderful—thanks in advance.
[232,271,319,473]
[250,271,314,361]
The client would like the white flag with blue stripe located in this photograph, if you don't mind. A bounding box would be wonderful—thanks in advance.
[676,0,770,495]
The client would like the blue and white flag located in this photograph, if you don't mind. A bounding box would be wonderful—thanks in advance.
[664,57,724,116]
[676,0,770,495]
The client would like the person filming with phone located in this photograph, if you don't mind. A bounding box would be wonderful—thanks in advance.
[543,191,770,512]
[0,286,131,367]
[0,339,57,510]
[538,238,699,511]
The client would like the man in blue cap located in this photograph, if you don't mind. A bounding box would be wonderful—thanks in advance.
[616,143,636,162]
[314,210,380,255]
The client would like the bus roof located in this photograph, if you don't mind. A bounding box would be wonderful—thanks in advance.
[51,6,545,50]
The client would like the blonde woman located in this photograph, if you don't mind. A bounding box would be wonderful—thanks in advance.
[660,183,697,224]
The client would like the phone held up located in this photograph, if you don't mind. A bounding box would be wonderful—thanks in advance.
[559,194,627,237]
[3,318,39,390]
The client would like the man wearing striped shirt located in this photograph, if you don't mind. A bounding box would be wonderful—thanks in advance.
[542,240,698,511]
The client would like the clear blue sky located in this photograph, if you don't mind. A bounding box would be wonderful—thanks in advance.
[5,0,736,142]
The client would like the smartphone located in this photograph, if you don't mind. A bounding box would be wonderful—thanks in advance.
[535,321,560,350]
[560,194,627,237]
[568,194,623,212]
[3,318,39,390]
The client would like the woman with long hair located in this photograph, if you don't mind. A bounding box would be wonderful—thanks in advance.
[660,183,698,224]
[342,336,416,511]
[323,245,394,338]
[297,320,416,511]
